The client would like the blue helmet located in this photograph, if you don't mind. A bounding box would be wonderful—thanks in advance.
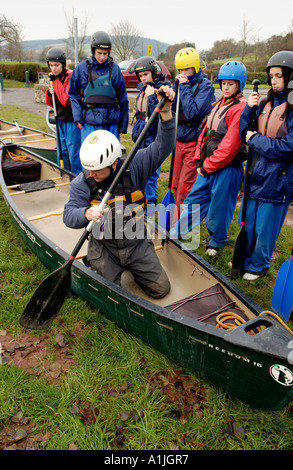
[218,61,247,92]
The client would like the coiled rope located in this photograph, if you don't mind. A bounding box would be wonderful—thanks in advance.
[216,310,293,334]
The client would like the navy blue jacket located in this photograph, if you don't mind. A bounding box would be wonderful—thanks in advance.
[172,69,215,143]
[239,90,293,204]
[68,56,129,134]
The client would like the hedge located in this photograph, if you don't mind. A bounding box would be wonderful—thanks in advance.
[0,63,48,83]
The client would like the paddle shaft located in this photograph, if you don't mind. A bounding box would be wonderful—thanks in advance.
[231,79,260,279]
[69,95,167,261]
[168,82,180,189]
[142,81,155,149]
[239,79,260,225]
[50,81,64,168]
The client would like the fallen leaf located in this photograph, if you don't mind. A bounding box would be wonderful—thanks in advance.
[232,422,246,440]
[120,410,129,421]
[55,333,65,347]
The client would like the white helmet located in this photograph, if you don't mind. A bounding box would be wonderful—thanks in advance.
[80,130,122,171]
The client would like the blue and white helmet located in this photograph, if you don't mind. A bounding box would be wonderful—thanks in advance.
[218,61,247,92]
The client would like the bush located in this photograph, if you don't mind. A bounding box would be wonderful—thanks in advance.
[0,63,48,83]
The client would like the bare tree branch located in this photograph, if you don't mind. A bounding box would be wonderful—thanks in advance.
[0,14,23,62]
[109,20,141,61]
[63,9,89,62]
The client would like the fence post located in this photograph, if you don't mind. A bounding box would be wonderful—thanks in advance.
[25,70,30,87]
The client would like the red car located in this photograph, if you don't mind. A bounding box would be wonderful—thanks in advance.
[118,59,171,88]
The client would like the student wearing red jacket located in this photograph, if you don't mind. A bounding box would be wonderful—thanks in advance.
[45,48,82,174]
[170,61,247,255]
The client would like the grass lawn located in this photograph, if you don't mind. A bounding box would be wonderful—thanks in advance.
[0,104,292,451]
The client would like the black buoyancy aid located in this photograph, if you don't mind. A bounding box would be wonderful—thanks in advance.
[258,102,288,138]
[84,166,146,237]
[178,79,205,126]
[201,97,247,165]
[83,59,118,109]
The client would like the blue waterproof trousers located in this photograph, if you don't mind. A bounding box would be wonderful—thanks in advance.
[57,120,82,174]
[81,122,119,143]
[239,198,289,274]
[170,165,243,248]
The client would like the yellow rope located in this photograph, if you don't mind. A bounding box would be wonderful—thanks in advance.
[1,144,32,162]
[259,311,293,335]
[216,312,247,330]
[216,310,293,335]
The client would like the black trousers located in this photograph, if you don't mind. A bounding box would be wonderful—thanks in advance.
[86,234,170,299]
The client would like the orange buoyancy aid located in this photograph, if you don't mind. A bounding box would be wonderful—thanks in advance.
[136,92,148,118]
[206,96,246,133]
[200,97,247,164]
[258,102,288,138]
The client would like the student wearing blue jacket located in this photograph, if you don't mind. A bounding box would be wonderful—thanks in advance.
[68,31,129,142]
[238,50,293,280]
[132,56,171,205]
[63,85,175,298]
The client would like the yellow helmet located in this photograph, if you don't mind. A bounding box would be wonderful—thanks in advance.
[175,48,200,73]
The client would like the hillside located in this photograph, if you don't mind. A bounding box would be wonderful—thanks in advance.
[22,36,171,57]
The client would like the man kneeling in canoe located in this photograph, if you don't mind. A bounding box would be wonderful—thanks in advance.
[63,86,175,298]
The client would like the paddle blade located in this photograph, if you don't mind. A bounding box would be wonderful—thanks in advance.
[158,190,175,231]
[271,256,293,320]
[19,260,73,330]
[231,226,247,279]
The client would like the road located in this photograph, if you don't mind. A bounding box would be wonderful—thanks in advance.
[0,86,47,116]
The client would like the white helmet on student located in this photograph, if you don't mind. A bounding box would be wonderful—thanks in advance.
[80,130,122,171]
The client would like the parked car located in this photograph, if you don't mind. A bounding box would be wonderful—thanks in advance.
[118,59,172,88]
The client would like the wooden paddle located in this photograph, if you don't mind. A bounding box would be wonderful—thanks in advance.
[271,248,293,320]
[231,79,260,280]
[158,82,180,231]
[19,94,168,330]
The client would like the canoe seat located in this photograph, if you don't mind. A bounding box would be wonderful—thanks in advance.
[18,179,56,193]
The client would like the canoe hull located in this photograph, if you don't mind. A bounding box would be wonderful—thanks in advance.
[1,145,293,411]
[0,119,58,165]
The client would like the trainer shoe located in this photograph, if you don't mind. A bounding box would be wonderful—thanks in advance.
[243,272,260,281]
[206,247,219,256]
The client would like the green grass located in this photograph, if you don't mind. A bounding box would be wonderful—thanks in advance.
[0,106,293,451]
[0,105,47,132]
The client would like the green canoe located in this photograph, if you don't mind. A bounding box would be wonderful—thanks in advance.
[1,143,293,411]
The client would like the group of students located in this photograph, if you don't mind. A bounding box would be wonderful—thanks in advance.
[169,49,293,282]
[48,30,293,296]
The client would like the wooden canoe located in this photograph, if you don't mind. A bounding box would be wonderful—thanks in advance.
[1,143,293,411]
[0,118,57,165]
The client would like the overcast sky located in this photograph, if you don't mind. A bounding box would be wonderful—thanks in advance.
[3,0,293,52]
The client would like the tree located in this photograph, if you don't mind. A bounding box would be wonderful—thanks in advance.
[109,20,141,61]
[239,16,254,62]
[63,10,89,63]
[0,14,23,62]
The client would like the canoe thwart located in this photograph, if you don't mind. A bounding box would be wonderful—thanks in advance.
[27,208,64,221]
